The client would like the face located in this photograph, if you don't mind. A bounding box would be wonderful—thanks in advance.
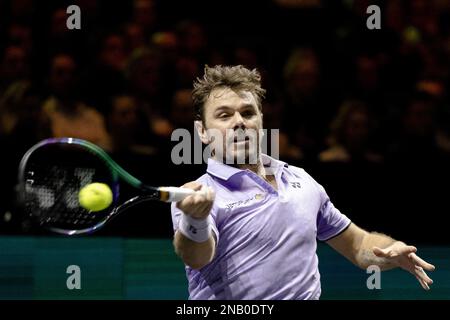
[344,111,369,147]
[111,96,138,129]
[101,35,126,71]
[195,87,263,166]
[50,55,76,95]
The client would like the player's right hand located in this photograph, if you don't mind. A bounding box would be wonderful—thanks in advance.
[176,181,215,219]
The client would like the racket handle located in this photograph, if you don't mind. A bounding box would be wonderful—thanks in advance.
[158,187,202,202]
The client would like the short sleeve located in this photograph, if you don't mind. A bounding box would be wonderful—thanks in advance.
[296,168,351,242]
[315,183,351,241]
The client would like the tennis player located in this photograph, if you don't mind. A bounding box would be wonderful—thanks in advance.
[171,65,435,299]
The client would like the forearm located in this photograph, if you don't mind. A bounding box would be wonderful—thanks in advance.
[355,232,399,270]
[173,231,216,270]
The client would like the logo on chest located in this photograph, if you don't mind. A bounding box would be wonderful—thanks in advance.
[225,193,265,210]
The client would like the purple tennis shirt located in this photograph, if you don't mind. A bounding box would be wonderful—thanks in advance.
[171,154,351,300]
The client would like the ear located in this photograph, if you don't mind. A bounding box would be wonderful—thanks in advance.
[194,120,210,144]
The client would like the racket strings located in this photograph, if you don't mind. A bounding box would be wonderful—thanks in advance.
[24,162,111,229]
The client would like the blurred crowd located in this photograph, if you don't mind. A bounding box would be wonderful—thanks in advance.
[0,0,449,242]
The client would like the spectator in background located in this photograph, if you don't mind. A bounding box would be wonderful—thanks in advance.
[316,103,384,240]
[262,96,304,164]
[176,20,208,60]
[46,54,78,101]
[6,23,32,55]
[384,90,450,244]
[124,22,147,54]
[352,55,383,109]
[44,7,86,61]
[387,92,448,165]
[0,45,39,144]
[173,20,209,88]
[126,47,173,140]
[319,100,382,164]
[106,93,154,155]
[49,8,70,41]
[132,0,158,38]
[170,89,195,130]
[0,44,29,98]
[0,81,36,138]
[41,98,112,151]
[0,80,38,234]
[82,32,128,111]
[152,31,178,57]
[282,47,333,158]
[40,54,111,150]
[99,33,127,72]
[415,78,450,153]
[166,88,205,184]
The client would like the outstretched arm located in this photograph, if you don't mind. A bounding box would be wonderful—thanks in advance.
[173,182,216,270]
[327,223,435,290]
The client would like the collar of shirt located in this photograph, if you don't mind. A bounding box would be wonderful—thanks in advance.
[206,154,288,181]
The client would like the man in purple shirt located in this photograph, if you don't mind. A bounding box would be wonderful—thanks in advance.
[171,65,435,300]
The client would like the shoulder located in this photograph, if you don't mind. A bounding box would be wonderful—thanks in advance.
[285,163,325,195]
[285,163,313,182]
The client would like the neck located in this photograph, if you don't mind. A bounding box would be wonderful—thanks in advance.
[213,154,267,178]
[232,155,266,178]
[236,158,277,189]
[236,162,264,175]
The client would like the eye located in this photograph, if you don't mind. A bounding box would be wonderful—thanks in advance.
[242,110,256,118]
[217,112,230,119]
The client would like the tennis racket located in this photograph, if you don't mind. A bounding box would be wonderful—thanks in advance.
[17,137,200,235]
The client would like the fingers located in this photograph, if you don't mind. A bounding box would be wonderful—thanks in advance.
[415,265,434,284]
[191,186,214,203]
[399,245,417,255]
[414,265,433,290]
[415,274,430,290]
[408,253,436,271]
[372,244,435,291]
[205,186,215,202]
[194,185,209,199]
[176,183,215,219]
[181,181,203,191]
[374,245,418,259]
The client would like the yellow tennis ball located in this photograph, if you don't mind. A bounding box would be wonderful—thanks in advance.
[78,183,113,212]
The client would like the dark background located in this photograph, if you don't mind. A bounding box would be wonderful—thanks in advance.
[0,0,449,244]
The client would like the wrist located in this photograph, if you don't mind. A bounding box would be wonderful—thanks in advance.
[178,214,212,243]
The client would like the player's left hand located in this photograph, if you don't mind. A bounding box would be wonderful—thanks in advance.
[373,242,435,290]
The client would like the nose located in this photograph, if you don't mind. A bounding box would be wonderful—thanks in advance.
[232,112,245,130]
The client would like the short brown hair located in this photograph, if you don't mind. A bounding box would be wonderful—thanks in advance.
[192,65,266,121]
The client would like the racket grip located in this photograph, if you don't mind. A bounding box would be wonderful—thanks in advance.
[158,187,197,202]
